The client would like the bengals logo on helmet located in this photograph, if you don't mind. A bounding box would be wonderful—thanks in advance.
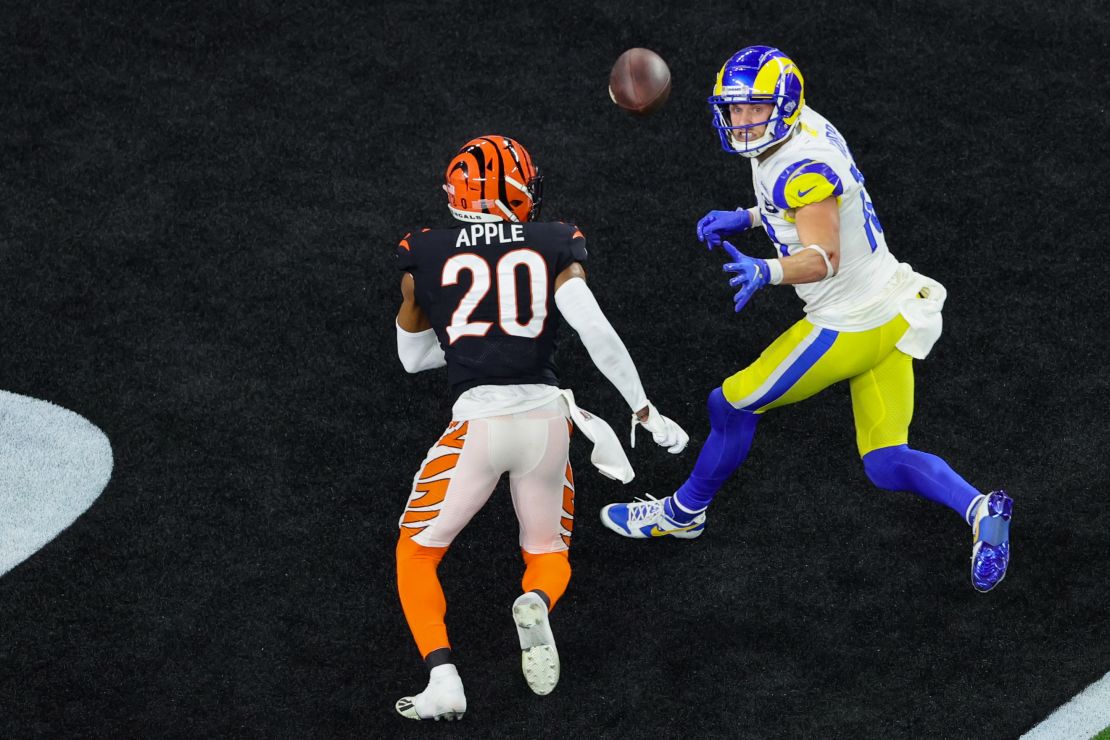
[444,136,544,224]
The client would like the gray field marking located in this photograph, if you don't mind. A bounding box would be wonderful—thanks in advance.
[1022,672,1110,740]
[0,391,113,576]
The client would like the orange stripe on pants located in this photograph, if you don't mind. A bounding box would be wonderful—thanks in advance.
[396,529,450,658]
[521,549,571,610]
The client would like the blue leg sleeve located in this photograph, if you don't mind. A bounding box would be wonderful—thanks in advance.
[862,444,981,520]
[671,387,760,514]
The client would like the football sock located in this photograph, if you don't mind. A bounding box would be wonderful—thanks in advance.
[861,444,981,520]
[425,647,453,670]
[396,532,451,658]
[409,664,466,719]
[664,495,704,524]
[521,550,570,609]
[965,494,985,526]
[671,387,760,517]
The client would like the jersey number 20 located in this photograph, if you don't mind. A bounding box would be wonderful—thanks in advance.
[441,249,548,344]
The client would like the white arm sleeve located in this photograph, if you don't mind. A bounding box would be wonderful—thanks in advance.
[554,277,648,412]
[396,322,446,373]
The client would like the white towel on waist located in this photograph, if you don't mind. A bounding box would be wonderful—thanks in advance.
[559,389,635,484]
[896,269,947,360]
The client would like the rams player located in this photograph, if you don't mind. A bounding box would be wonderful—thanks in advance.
[393,136,687,720]
[599,46,1013,593]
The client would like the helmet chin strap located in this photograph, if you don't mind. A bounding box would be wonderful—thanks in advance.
[731,116,799,158]
[499,174,533,222]
[494,199,520,222]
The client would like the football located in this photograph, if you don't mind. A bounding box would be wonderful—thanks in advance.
[608,48,671,115]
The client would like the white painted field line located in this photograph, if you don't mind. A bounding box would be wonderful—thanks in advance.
[1022,671,1110,740]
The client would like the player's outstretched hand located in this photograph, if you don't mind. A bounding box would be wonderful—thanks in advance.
[722,241,770,313]
[632,402,689,454]
[696,208,755,249]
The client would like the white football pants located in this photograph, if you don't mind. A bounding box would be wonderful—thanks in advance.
[398,398,574,553]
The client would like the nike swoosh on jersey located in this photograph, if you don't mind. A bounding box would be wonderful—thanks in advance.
[797,186,816,197]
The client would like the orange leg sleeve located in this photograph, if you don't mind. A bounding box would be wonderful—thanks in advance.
[396,530,451,659]
[521,550,571,610]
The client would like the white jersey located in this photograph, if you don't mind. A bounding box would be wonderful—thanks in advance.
[751,106,904,331]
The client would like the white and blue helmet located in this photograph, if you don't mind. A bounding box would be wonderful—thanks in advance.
[709,46,805,157]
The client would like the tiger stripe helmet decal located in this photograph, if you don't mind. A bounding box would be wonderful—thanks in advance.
[444,136,544,224]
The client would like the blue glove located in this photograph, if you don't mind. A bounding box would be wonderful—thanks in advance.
[722,241,770,312]
[696,208,755,249]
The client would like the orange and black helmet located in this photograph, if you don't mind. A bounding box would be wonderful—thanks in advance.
[444,136,543,223]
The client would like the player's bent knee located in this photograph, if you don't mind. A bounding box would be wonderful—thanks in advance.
[708,386,757,429]
[861,444,910,491]
[397,529,449,563]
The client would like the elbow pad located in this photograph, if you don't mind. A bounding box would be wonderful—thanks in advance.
[396,322,446,373]
[554,278,648,412]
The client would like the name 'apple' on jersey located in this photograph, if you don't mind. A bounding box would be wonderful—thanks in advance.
[396,221,587,402]
[752,106,901,330]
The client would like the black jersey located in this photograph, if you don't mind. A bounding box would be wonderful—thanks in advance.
[396,221,588,400]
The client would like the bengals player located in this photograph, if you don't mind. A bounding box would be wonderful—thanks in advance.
[393,135,687,721]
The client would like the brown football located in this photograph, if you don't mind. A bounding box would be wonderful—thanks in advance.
[608,48,671,115]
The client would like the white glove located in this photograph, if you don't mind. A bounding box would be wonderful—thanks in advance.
[630,401,689,454]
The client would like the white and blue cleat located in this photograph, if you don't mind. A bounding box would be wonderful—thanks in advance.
[599,495,706,539]
[970,490,1013,592]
